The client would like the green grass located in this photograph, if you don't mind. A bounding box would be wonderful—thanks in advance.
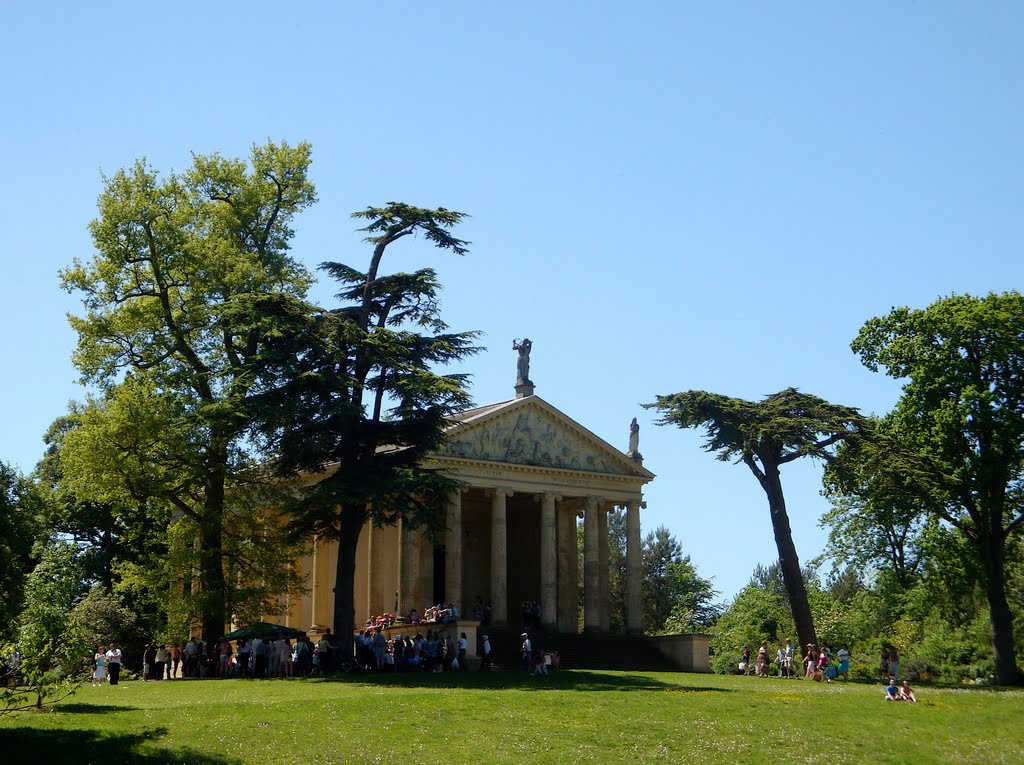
[2,671,1022,764]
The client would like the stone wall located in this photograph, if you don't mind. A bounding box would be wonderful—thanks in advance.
[646,634,712,673]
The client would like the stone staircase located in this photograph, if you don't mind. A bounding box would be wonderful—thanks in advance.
[479,624,681,672]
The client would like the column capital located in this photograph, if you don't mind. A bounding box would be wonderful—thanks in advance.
[489,487,513,498]
[542,492,563,503]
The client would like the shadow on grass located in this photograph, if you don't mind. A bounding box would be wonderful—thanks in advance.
[51,702,140,714]
[312,669,732,693]
[0,727,243,765]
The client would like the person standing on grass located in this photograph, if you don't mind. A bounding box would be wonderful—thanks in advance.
[804,644,817,678]
[757,641,769,677]
[836,644,850,681]
[219,637,233,677]
[235,639,250,677]
[879,647,890,681]
[105,644,122,685]
[183,637,199,677]
[889,646,900,684]
[142,644,155,681]
[776,644,787,678]
[170,643,181,679]
[154,644,167,680]
[521,633,532,670]
[783,639,795,679]
[740,646,751,675]
[93,646,107,687]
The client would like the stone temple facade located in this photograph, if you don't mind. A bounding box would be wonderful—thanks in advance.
[281,389,655,636]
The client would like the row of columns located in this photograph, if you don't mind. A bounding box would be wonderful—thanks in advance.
[439,489,644,634]
[300,490,644,636]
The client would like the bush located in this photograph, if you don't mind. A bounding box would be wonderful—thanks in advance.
[902,658,940,683]
[848,663,876,682]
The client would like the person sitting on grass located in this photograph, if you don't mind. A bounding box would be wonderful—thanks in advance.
[884,677,901,700]
[899,679,918,703]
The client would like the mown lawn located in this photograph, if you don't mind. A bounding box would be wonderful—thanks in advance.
[1,670,1021,764]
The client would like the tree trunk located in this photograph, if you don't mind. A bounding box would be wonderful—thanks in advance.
[332,508,366,663]
[198,511,226,643]
[761,465,817,651]
[982,527,1021,685]
[199,442,228,643]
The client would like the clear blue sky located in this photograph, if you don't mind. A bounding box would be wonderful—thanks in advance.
[3,2,1022,601]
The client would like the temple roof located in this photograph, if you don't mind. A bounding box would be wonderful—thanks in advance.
[437,395,654,482]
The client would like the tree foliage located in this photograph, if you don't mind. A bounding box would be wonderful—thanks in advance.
[250,203,481,656]
[59,141,316,641]
[820,416,935,590]
[0,462,39,641]
[852,291,1024,685]
[647,388,865,652]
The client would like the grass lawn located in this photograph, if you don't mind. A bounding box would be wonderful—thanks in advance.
[2,670,1021,765]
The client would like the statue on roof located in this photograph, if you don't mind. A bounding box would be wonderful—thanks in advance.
[627,417,643,462]
[513,338,533,386]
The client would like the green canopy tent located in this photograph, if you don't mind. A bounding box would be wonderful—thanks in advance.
[223,622,306,641]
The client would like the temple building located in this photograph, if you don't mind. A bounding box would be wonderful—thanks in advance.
[284,339,655,636]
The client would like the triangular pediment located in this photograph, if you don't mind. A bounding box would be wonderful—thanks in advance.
[435,396,653,480]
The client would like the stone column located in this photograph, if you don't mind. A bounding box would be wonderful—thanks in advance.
[445,490,463,614]
[557,501,579,632]
[598,504,610,632]
[625,501,643,634]
[365,525,376,620]
[490,489,510,624]
[540,492,560,630]
[583,496,600,633]
[310,536,328,632]
[398,519,419,618]
[297,545,313,631]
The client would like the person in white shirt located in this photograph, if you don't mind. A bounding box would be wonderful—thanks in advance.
[104,644,123,685]
[481,635,492,671]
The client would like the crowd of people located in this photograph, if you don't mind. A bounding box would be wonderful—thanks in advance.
[738,640,921,702]
[368,601,461,630]
[353,628,477,672]
[740,640,852,682]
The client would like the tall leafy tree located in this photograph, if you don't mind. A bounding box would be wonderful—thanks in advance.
[642,526,684,632]
[853,291,1024,685]
[252,203,480,657]
[0,462,40,641]
[647,388,865,651]
[820,417,933,591]
[643,526,719,634]
[59,141,316,641]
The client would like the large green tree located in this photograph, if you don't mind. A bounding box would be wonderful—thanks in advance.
[59,141,316,641]
[251,203,480,657]
[852,291,1024,685]
[820,416,933,591]
[0,462,39,641]
[647,388,865,652]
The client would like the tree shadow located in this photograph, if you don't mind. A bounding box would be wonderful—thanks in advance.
[314,669,732,693]
[0,727,244,765]
[50,702,140,714]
